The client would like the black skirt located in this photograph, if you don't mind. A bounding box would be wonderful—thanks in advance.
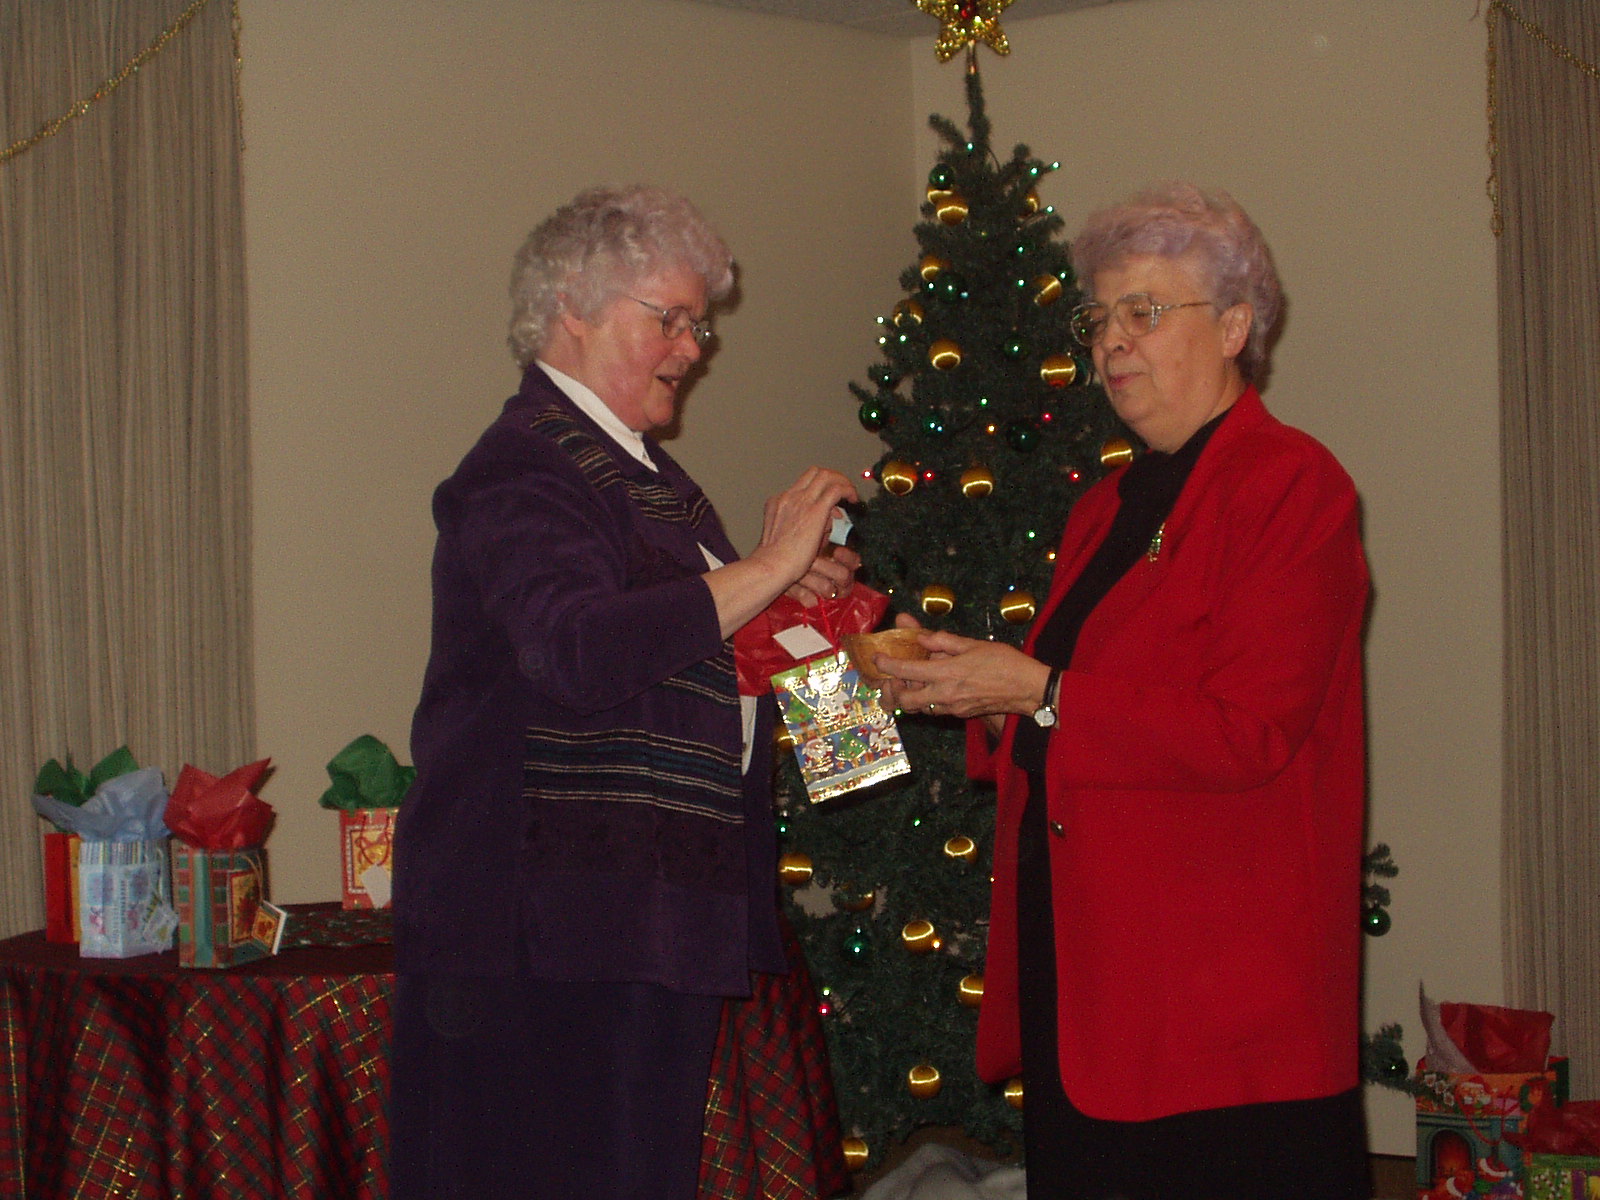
[1016,776,1368,1200]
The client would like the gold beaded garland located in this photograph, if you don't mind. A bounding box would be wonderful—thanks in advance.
[907,1063,943,1099]
[959,973,985,1007]
[959,465,995,498]
[901,919,937,953]
[777,852,814,886]
[919,584,955,616]
[1004,1077,1025,1109]
[928,339,963,370]
[880,461,917,496]
[1100,437,1136,467]
[1040,353,1078,388]
[999,590,1037,624]
[842,1138,870,1170]
[943,835,978,862]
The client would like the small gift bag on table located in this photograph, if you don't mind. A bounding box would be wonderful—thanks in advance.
[34,763,177,959]
[318,735,414,909]
[1416,989,1567,1199]
[735,585,910,804]
[166,759,282,968]
[30,748,138,942]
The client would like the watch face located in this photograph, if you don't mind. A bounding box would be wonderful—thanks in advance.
[1033,707,1057,728]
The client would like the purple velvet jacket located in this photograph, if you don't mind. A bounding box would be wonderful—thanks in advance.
[395,365,784,993]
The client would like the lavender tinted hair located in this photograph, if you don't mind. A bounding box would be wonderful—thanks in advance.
[507,185,735,367]
[1070,182,1283,381]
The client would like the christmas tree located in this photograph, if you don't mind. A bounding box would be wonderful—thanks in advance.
[774,58,1128,1167]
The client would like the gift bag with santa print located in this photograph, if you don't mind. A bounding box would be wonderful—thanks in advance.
[770,646,909,804]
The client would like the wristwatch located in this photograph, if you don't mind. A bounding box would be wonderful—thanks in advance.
[1032,666,1062,728]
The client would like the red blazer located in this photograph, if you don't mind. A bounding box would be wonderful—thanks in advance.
[971,387,1369,1121]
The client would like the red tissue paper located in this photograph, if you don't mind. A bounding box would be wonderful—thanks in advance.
[1438,1001,1554,1074]
[166,759,276,850]
[1509,1099,1600,1157]
[734,586,890,696]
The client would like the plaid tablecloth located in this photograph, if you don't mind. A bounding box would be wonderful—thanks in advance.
[1,905,846,1199]
[0,911,393,1199]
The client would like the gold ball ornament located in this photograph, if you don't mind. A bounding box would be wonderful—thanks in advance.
[959,973,985,1007]
[934,193,970,226]
[907,1063,944,1099]
[835,887,876,913]
[1021,188,1041,216]
[927,185,954,206]
[842,1138,870,1171]
[959,465,995,498]
[1004,1077,1025,1109]
[943,835,978,862]
[928,339,963,371]
[999,590,1037,624]
[919,584,956,617]
[880,461,917,496]
[919,254,948,283]
[777,852,814,886]
[1100,437,1136,467]
[892,298,925,329]
[901,918,938,953]
[1031,274,1063,306]
[1040,353,1078,388]
[775,725,796,752]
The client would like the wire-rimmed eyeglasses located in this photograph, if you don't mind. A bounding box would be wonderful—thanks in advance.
[628,296,713,346]
[1069,294,1214,348]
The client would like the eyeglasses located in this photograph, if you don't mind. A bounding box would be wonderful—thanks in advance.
[1069,294,1214,348]
[628,296,713,346]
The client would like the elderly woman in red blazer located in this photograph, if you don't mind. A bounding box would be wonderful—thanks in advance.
[877,183,1370,1200]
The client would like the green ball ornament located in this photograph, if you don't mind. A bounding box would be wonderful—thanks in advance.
[928,163,953,191]
[844,927,870,957]
[858,402,887,432]
[1005,419,1040,453]
[1363,905,1392,936]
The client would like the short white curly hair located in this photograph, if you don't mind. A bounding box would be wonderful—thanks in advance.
[507,185,735,367]
[1071,182,1283,382]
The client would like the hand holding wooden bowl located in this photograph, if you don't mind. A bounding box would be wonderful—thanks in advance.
[843,627,930,682]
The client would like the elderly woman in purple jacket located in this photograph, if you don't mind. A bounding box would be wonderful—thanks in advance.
[389,185,857,1199]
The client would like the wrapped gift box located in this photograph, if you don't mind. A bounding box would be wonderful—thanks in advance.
[339,807,397,909]
[1526,1153,1600,1200]
[171,842,270,969]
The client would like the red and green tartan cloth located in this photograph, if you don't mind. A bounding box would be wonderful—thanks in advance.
[699,918,851,1200]
[1,906,848,1199]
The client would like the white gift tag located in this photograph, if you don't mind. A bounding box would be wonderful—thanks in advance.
[773,623,834,661]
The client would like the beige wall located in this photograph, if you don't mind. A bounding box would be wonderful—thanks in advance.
[933,0,1498,1153]
[243,0,905,901]
[245,0,1498,1157]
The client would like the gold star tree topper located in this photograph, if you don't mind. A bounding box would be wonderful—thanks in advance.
[914,0,1013,62]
